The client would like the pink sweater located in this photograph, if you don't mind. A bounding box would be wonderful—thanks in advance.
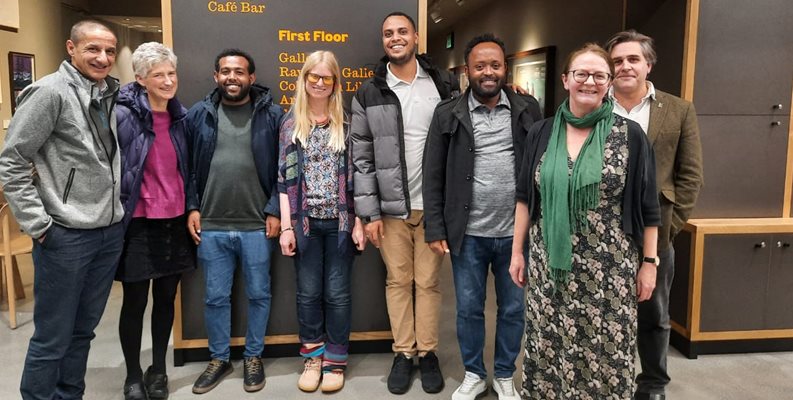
[133,111,185,218]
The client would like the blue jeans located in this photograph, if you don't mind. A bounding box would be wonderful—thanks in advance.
[21,223,124,400]
[198,230,272,360]
[294,219,353,360]
[450,235,525,379]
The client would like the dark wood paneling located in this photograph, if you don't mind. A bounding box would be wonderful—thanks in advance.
[89,0,161,17]
[671,337,793,359]
[700,234,769,331]
[669,231,691,328]
[670,328,698,359]
[691,115,789,218]
[625,0,686,97]
[179,248,389,341]
[766,234,793,329]
[693,0,793,115]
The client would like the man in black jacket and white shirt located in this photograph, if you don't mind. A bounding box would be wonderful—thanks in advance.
[423,34,541,400]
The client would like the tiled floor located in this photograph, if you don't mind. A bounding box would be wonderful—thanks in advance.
[3,254,793,399]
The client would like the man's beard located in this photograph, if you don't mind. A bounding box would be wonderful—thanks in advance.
[470,77,505,100]
[219,83,251,102]
[388,51,414,66]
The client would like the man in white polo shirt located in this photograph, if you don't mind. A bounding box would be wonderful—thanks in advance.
[351,11,459,395]
[605,30,704,400]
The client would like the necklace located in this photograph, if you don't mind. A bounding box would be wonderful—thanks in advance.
[313,116,330,127]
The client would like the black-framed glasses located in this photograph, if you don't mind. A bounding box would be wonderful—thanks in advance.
[567,70,611,85]
[306,72,335,85]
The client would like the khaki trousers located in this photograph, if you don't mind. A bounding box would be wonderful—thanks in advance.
[380,211,444,356]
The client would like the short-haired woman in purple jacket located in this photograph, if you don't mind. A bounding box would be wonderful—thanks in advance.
[115,42,195,400]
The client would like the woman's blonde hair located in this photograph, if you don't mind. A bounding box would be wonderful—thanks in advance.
[292,50,345,152]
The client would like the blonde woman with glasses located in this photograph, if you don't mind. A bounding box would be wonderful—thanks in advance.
[276,50,366,393]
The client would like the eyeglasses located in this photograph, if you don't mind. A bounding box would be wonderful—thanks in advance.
[306,72,335,85]
[568,70,611,85]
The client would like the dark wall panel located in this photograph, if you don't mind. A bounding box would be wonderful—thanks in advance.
[173,0,416,109]
[691,115,789,218]
[700,234,769,332]
[426,0,623,113]
[693,0,793,115]
[625,0,686,97]
[171,0,416,347]
[180,248,389,341]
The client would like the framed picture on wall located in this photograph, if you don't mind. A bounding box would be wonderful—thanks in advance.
[450,64,468,92]
[9,52,36,114]
[507,46,555,117]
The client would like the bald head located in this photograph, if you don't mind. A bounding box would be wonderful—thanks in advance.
[70,20,116,45]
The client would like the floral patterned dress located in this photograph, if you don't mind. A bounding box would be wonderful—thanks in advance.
[521,123,638,399]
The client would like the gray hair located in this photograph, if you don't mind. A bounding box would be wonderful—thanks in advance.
[70,20,115,45]
[604,30,658,66]
[132,42,178,78]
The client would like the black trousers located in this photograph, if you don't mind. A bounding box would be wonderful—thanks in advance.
[635,247,675,395]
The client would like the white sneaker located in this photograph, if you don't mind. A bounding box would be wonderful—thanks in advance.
[452,371,487,400]
[492,376,520,400]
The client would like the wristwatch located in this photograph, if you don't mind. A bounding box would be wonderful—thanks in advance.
[642,256,660,266]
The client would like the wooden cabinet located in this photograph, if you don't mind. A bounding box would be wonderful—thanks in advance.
[693,0,793,116]
[669,220,793,358]
[698,234,793,331]
[691,115,789,218]
[766,236,793,328]
[671,2,793,358]
[685,0,793,219]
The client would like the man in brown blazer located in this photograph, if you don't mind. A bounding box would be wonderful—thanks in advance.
[605,30,704,400]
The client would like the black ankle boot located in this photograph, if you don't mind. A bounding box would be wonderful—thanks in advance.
[143,366,169,399]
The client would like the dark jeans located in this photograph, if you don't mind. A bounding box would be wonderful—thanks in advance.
[450,235,525,379]
[636,247,675,395]
[294,218,353,359]
[20,223,124,400]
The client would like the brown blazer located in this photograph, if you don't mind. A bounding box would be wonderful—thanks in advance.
[647,89,704,250]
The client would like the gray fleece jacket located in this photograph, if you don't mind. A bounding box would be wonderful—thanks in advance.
[0,61,124,238]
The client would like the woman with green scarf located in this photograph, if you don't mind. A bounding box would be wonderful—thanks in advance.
[509,43,661,399]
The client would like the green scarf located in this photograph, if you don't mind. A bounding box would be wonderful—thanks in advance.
[539,98,614,286]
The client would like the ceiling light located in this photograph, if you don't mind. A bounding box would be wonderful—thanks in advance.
[430,0,443,23]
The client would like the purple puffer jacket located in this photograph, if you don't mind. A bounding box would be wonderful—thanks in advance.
[116,82,190,228]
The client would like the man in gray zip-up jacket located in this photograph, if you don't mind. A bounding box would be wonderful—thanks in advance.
[351,12,458,395]
[0,20,125,400]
